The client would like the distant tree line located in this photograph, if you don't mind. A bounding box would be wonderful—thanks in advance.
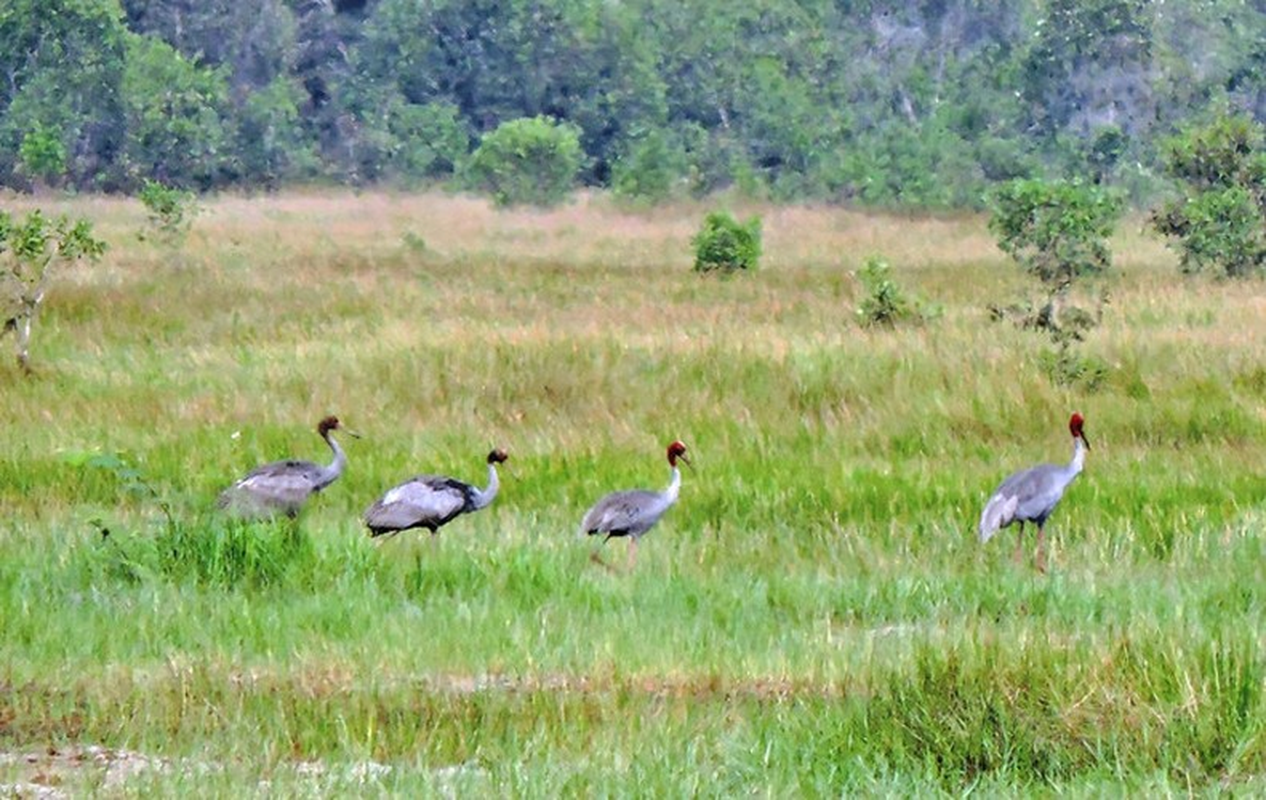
[2,0,1265,207]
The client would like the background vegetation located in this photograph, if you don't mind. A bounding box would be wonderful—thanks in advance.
[2,0,1266,206]
[0,192,1263,793]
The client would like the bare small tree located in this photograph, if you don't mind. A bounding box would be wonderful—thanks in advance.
[1,210,106,373]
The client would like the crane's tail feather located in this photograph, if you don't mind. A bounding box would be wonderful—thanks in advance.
[978,493,1017,543]
[978,520,999,543]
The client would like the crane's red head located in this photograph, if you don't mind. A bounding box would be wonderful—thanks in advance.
[487,448,509,464]
[317,415,359,439]
[667,440,691,468]
[1069,412,1090,448]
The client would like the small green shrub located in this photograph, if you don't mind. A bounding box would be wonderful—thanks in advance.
[989,178,1120,389]
[1038,345,1108,390]
[1151,114,1266,278]
[401,231,429,253]
[388,100,469,181]
[855,256,939,328]
[139,179,200,245]
[0,209,106,372]
[18,124,68,188]
[466,116,583,208]
[989,178,1123,288]
[612,131,686,204]
[692,211,761,274]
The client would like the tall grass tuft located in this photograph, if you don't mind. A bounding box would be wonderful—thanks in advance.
[81,515,317,589]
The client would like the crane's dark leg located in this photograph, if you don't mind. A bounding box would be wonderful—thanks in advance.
[1013,522,1025,565]
[282,514,308,557]
[626,537,639,570]
[1034,525,1047,573]
[588,534,614,570]
[589,548,617,573]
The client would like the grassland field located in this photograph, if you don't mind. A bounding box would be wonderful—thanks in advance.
[1,190,1264,795]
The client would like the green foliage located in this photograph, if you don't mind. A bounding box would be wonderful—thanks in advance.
[121,35,230,188]
[990,178,1120,390]
[691,211,761,274]
[611,131,685,204]
[0,0,1264,204]
[0,210,106,266]
[17,123,68,186]
[990,178,1124,288]
[1086,125,1129,184]
[466,116,583,208]
[1152,115,1266,278]
[0,0,130,188]
[0,208,105,370]
[234,78,316,188]
[855,256,939,328]
[138,179,200,244]
[1021,0,1152,137]
[1038,344,1109,390]
[388,100,469,181]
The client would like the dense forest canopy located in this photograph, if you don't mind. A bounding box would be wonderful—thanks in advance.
[1,0,1264,207]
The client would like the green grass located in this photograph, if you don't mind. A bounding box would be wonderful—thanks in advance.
[1,192,1263,795]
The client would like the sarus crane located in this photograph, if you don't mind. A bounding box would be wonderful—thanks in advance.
[217,415,358,519]
[978,412,1090,572]
[363,448,509,538]
[580,440,690,569]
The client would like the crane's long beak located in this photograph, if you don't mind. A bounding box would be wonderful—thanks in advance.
[680,454,693,470]
[342,426,362,440]
[1080,432,1091,449]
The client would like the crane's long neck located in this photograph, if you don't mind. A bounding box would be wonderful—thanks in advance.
[471,463,500,510]
[662,465,681,505]
[318,431,348,488]
[1067,435,1087,477]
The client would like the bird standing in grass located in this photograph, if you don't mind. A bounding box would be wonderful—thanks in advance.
[218,415,358,519]
[979,412,1090,572]
[364,448,509,539]
[581,440,690,569]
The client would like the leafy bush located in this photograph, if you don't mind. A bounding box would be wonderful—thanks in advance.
[1038,345,1109,390]
[139,179,199,244]
[855,256,939,328]
[1151,114,1266,278]
[466,116,583,208]
[692,211,761,274]
[17,124,67,187]
[989,178,1123,288]
[0,210,106,372]
[989,178,1120,389]
[121,36,230,189]
[611,131,685,204]
[389,100,469,182]
[235,78,317,188]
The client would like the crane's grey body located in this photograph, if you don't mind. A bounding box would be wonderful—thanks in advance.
[580,478,679,541]
[364,451,504,538]
[978,451,1083,542]
[978,415,1088,571]
[217,417,352,519]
